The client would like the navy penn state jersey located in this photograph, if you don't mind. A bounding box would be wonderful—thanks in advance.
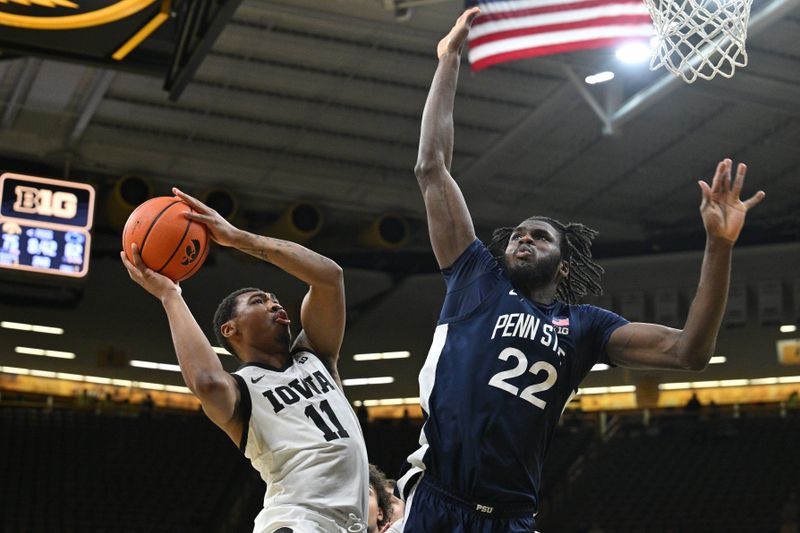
[400,239,628,510]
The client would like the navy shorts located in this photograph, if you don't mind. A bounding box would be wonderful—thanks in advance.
[404,476,537,533]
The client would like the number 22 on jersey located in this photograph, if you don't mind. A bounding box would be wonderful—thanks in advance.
[488,348,558,409]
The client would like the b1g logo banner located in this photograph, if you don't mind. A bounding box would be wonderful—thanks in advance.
[0,173,95,229]
[0,0,156,30]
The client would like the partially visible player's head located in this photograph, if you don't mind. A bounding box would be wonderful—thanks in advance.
[368,464,392,532]
[487,216,604,304]
[213,287,292,361]
[384,479,405,526]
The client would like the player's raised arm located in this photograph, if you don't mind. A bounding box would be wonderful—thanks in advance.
[415,7,480,269]
[606,159,765,370]
[120,245,243,444]
[173,187,345,377]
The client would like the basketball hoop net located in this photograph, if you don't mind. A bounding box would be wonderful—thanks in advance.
[644,0,755,83]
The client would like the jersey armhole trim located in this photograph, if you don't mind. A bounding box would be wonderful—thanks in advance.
[231,373,251,453]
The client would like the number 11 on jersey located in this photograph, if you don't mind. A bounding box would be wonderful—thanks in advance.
[305,399,350,441]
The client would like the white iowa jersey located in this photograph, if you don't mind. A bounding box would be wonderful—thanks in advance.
[232,350,369,531]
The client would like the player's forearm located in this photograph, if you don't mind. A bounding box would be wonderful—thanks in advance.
[676,237,734,370]
[415,52,461,179]
[160,292,229,393]
[231,230,343,288]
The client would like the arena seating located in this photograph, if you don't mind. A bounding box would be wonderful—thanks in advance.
[536,410,800,532]
[2,401,797,532]
[0,405,252,533]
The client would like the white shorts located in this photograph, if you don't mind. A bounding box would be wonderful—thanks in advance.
[253,505,366,533]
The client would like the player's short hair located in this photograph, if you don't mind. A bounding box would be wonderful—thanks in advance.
[212,287,262,360]
[369,464,392,528]
[486,216,604,304]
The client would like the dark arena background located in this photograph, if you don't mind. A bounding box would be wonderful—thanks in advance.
[1,0,799,532]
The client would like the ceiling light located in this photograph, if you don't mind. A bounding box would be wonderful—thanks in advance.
[130,360,181,372]
[578,385,636,395]
[212,346,231,355]
[360,397,419,407]
[0,366,30,375]
[0,366,219,396]
[607,385,636,393]
[30,370,57,378]
[84,376,113,385]
[15,346,75,359]
[56,372,84,381]
[353,351,410,361]
[691,380,721,388]
[342,376,395,386]
[591,363,610,371]
[780,325,797,333]
[749,377,778,385]
[659,382,692,390]
[719,379,749,387]
[616,41,651,64]
[584,71,615,84]
[2,321,64,334]
[709,356,726,364]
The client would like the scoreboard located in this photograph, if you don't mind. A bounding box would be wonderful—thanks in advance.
[0,173,95,278]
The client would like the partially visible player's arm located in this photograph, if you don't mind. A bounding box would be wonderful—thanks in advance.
[174,187,343,295]
[415,7,481,269]
[222,230,344,378]
[120,245,243,445]
[173,188,346,382]
[295,280,346,387]
[607,159,764,371]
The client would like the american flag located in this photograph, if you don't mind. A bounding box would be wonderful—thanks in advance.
[466,0,654,71]
[552,317,570,327]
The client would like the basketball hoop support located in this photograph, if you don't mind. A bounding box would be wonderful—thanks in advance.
[606,0,800,133]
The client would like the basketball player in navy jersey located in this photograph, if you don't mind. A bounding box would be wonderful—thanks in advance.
[397,7,765,533]
[120,189,369,533]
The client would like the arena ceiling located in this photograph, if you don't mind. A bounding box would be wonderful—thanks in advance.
[0,0,800,404]
[0,0,798,260]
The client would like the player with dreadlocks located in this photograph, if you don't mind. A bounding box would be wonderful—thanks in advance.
[395,7,765,533]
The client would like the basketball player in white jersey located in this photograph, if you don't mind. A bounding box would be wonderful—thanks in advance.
[120,188,369,533]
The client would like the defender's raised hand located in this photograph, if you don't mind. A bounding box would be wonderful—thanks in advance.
[437,6,480,59]
[172,187,241,248]
[698,159,765,244]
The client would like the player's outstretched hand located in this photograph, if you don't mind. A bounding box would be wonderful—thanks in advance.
[698,158,765,244]
[172,187,241,248]
[437,6,480,59]
[121,243,181,301]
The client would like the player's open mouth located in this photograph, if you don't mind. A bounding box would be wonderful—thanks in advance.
[274,310,291,326]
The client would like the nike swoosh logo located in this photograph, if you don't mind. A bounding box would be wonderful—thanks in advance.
[250,375,265,384]
[509,290,517,296]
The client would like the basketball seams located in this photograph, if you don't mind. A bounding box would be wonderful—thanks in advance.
[155,206,194,274]
[123,196,209,282]
[139,200,182,258]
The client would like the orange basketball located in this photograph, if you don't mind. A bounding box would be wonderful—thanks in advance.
[122,196,210,282]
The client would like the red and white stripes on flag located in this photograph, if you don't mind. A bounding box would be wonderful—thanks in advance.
[466,0,654,71]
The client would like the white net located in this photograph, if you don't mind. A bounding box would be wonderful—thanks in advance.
[644,0,754,83]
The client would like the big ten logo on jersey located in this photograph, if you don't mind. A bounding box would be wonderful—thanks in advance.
[552,316,570,336]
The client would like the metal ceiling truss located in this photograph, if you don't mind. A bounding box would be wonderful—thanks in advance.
[569,0,800,135]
